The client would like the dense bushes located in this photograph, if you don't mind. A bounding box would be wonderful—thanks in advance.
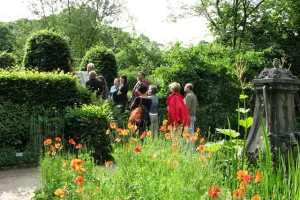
[0,70,94,109]
[81,45,117,85]
[22,30,72,72]
[64,105,112,163]
[0,51,17,69]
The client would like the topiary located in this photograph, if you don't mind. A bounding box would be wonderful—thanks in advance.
[81,45,117,85]
[22,30,72,72]
[0,51,16,69]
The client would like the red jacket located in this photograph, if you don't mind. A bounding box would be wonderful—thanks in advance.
[166,92,190,127]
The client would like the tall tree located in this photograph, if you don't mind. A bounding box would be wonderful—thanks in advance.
[0,23,14,52]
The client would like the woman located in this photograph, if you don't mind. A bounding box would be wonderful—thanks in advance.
[98,75,109,99]
[115,74,129,114]
[130,84,152,133]
[166,82,190,128]
[109,78,120,102]
[148,85,159,138]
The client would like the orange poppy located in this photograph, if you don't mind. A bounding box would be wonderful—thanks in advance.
[51,151,56,156]
[106,129,111,135]
[199,155,206,162]
[255,171,262,183]
[55,137,61,142]
[172,161,179,168]
[207,152,213,158]
[130,137,136,144]
[237,170,248,181]
[164,159,170,164]
[196,128,201,133]
[78,167,86,173]
[71,159,83,171]
[233,189,245,199]
[160,125,167,132]
[133,125,138,131]
[68,139,76,145]
[55,143,63,149]
[147,131,152,136]
[117,128,123,135]
[76,187,84,193]
[63,160,69,167]
[251,195,261,200]
[189,136,197,142]
[239,180,247,189]
[75,176,84,185]
[167,125,173,131]
[76,143,83,149]
[165,133,172,140]
[54,188,66,198]
[171,151,178,157]
[172,143,178,149]
[197,145,206,152]
[163,120,168,125]
[128,122,133,129]
[140,131,147,139]
[110,122,117,129]
[182,131,188,138]
[126,143,130,149]
[122,129,129,136]
[134,145,141,153]
[200,138,205,143]
[43,139,52,146]
[208,186,221,198]
[105,161,111,168]
[93,186,99,196]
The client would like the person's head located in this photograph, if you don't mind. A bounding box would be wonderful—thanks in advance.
[98,75,107,84]
[184,83,193,93]
[137,71,146,81]
[89,70,97,79]
[87,63,95,72]
[120,74,127,84]
[148,85,158,96]
[113,78,120,87]
[169,82,181,93]
[137,83,148,95]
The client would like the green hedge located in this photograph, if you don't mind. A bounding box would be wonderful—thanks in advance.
[22,30,72,72]
[0,71,94,109]
[0,51,16,69]
[64,105,112,164]
[81,45,117,85]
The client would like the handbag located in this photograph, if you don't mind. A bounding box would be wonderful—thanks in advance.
[129,97,143,124]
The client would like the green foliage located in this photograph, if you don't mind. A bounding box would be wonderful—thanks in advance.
[0,23,14,52]
[0,51,17,69]
[81,45,117,85]
[64,104,112,164]
[22,30,72,72]
[0,70,94,109]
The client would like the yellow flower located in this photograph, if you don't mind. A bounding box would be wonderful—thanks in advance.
[171,151,178,158]
[63,160,69,167]
[76,187,84,193]
[106,129,111,135]
[163,120,168,125]
[54,188,66,198]
[93,186,99,196]
[207,152,213,158]
[105,161,111,168]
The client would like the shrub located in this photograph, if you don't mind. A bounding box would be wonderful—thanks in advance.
[0,51,17,69]
[81,45,117,85]
[22,30,72,72]
[0,70,94,109]
[64,104,112,164]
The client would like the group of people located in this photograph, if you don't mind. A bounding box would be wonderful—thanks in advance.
[83,63,198,140]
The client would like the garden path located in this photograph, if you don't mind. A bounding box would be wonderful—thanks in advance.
[0,167,40,200]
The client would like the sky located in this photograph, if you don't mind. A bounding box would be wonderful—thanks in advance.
[0,0,213,45]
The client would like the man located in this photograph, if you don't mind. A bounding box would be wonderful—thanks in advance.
[85,71,104,97]
[184,83,199,140]
[75,62,95,85]
[132,71,150,102]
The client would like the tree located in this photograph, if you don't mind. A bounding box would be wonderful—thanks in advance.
[0,23,14,53]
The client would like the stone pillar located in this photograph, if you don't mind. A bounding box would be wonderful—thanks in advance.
[246,64,300,164]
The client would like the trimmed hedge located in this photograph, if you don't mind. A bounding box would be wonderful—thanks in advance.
[64,105,112,164]
[0,70,94,109]
[81,45,117,85]
[23,30,72,72]
[0,51,16,69]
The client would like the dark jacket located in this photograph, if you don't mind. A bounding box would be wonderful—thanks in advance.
[86,78,104,97]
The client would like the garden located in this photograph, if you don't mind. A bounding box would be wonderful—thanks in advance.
[1,0,300,199]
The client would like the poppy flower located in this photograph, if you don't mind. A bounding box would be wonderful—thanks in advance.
[110,122,117,129]
[167,125,173,131]
[54,188,66,198]
[233,189,245,199]
[200,138,205,143]
[105,161,111,168]
[106,129,111,135]
[76,143,83,149]
[115,138,122,143]
[133,125,138,131]
[75,176,84,185]
[117,128,123,135]
[122,129,129,136]
[199,155,206,162]
[55,143,63,149]
[172,161,179,168]
[182,131,188,138]
[55,137,61,142]
[237,170,248,181]
[164,159,170,164]
[208,152,213,158]
[68,139,76,145]
[197,145,206,152]
[71,159,83,171]
[128,122,133,129]
[76,187,84,193]
[78,167,86,173]
[208,186,221,198]
[239,180,247,189]
[130,137,136,144]
[163,120,168,125]
[93,186,99,196]
[140,131,147,139]
[189,136,197,142]
[43,139,52,146]
[196,128,201,133]
[171,151,178,157]
[126,143,130,149]
[147,131,152,135]
[160,125,167,132]
[172,143,178,149]
[251,195,261,200]
[63,160,69,167]
[165,133,172,140]
[134,145,141,153]
[255,171,262,183]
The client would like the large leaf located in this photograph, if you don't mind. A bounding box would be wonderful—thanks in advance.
[205,140,224,152]
[216,128,240,138]
[239,117,253,129]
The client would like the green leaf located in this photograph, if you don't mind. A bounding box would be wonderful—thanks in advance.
[216,128,240,138]
[205,140,224,152]
[239,94,248,100]
[239,117,253,129]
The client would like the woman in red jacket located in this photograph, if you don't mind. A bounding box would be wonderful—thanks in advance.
[166,82,190,128]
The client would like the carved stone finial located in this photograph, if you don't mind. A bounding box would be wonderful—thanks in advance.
[273,58,280,68]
